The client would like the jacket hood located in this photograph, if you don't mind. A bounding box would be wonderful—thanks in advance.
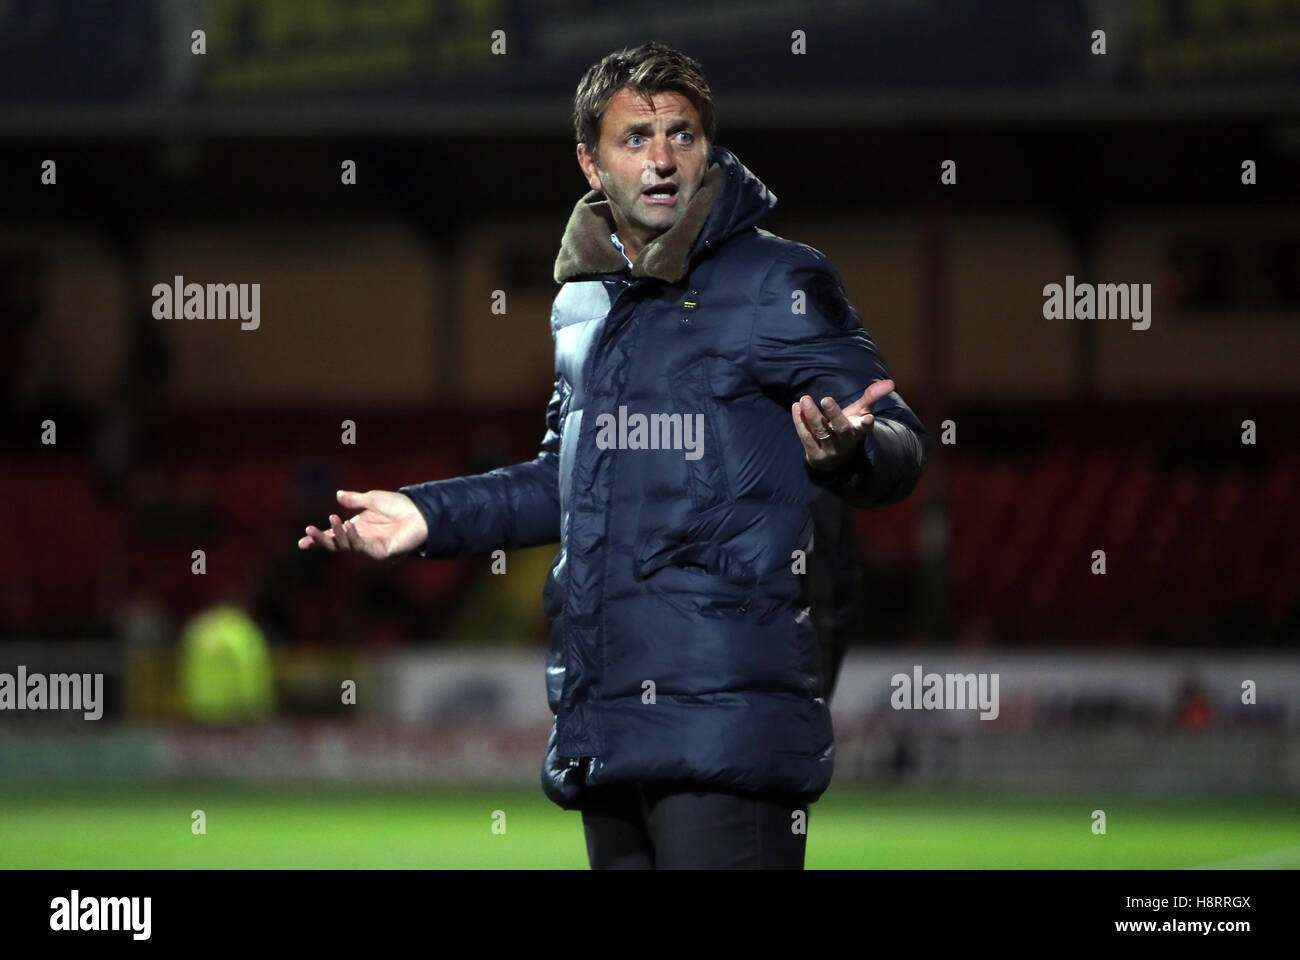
[553,144,777,285]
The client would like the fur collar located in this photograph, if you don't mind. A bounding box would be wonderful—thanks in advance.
[553,159,724,286]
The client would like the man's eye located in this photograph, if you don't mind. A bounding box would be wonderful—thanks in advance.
[627,132,692,147]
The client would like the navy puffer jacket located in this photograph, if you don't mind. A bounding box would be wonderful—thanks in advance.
[400,145,928,809]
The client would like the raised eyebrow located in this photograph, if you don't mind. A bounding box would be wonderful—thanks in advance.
[620,118,695,137]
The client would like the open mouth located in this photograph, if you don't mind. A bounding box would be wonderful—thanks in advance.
[642,183,678,201]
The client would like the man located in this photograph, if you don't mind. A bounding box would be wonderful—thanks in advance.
[299,42,928,868]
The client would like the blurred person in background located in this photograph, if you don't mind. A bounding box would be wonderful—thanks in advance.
[179,602,275,724]
[300,41,926,868]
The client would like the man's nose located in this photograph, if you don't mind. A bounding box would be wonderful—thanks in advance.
[647,136,678,173]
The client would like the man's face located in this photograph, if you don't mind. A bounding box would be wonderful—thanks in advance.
[576,88,709,258]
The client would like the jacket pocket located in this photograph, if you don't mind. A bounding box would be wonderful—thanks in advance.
[633,503,761,616]
[674,359,731,511]
[635,536,754,582]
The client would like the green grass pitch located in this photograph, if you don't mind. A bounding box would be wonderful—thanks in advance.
[2,786,1297,869]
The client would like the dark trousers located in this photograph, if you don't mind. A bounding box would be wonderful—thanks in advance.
[580,780,809,869]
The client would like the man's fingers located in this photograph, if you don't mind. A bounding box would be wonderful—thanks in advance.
[301,525,336,551]
[840,380,895,420]
[329,514,354,551]
[819,395,857,438]
[300,516,375,555]
[340,517,358,551]
[303,496,379,554]
[798,395,830,438]
[342,516,366,552]
[337,489,368,510]
[345,518,368,552]
[863,379,894,406]
[790,403,822,458]
[843,380,894,414]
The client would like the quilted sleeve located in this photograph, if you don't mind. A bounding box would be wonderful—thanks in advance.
[397,377,565,558]
[747,244,929,508]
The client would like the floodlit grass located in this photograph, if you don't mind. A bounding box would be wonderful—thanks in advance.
[2,785,1297,869]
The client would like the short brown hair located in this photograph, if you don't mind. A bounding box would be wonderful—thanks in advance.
[572,41,716,165]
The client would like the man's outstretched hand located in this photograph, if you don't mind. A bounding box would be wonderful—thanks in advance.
[298,489,428,559]
[792,379,894,472]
